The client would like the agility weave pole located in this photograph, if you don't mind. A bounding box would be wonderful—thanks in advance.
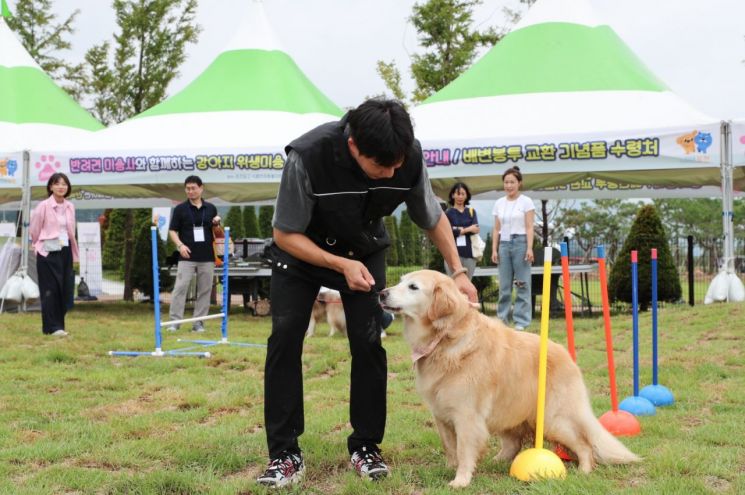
[178,227,266,349]
[109,227,214,358]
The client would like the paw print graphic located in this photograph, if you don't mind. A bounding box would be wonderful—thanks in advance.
[36,155,62,182]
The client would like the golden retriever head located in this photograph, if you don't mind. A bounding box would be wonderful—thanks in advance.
[379,270,469,328]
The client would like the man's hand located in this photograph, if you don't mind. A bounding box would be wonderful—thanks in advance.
[339,258,376,292]
[453,273,478,303]
[212,216,221,225]
[178,244,191,259]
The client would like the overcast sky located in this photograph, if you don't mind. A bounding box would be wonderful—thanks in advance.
[33,0,745,120]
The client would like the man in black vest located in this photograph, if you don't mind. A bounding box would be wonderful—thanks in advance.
[256,99,477,488]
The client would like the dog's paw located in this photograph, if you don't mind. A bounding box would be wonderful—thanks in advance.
[448,477,471,488]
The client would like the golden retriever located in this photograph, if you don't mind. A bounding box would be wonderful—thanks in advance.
[380,270,640,487]
[306,288,347,338]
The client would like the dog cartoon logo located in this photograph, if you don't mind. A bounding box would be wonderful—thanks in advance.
[694,132,713,153]
[676,130,698,154]
[0,159,6,177]
[7,160,17,176]
[740,135,745,145]
[35,155,62,182]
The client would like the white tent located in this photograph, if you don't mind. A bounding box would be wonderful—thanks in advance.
[410,0,736,200]
[0,13,102,205]
[411,0,744,301]
[32,1,342,206]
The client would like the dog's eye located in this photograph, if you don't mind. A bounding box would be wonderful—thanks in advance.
[408,283,419,291]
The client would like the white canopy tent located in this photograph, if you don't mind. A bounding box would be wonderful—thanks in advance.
[410,0,739,200]
[410,0,743,300]
[0,10,102,290]
[29,0,342,206]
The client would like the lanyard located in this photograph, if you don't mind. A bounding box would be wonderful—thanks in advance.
[188,203,206,227]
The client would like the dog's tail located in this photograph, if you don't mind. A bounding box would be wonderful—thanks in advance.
[585,411,641,465]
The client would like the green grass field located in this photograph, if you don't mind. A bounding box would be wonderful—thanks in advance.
[0,300,743,494]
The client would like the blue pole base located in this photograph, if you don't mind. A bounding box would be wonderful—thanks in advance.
[178,338,266,348]
[619,395,657,416]
[109,349,211,358]
[640,384,675,407]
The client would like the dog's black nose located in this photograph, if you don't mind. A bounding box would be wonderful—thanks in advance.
[379,289,389,303]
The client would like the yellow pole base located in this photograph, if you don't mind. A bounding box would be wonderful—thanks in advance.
[509,448,567,482]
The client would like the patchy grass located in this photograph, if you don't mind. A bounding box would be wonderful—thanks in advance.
[0,300,744,494]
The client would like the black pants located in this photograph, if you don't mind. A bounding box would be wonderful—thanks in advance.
[37,246,74,334]
[264,246,387,458]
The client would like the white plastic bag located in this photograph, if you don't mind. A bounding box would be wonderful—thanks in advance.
[21,275,40,301]
[727,273,745,302]
[470,234,485,260]
[2,274,24,302]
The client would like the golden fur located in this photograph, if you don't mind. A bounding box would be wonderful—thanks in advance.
[306,288,347,338]
[380,270,640,488]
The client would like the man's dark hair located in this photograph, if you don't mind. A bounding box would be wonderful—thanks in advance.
[448,182,472,206]
[46,172,72,198]
[347,98,414,167]
[184,175,203,187]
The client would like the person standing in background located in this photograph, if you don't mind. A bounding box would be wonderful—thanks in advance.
[444,182,480,280]
[29,173,78,336]
[167,175,221,332]
[491,166,535,330]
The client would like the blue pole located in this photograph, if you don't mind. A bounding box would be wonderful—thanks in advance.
[651,249,659,385]
[221,227,230,340]
[631,250,639,396]
[151,227,162,351]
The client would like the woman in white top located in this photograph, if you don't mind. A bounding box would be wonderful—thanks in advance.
[491,166,535,329]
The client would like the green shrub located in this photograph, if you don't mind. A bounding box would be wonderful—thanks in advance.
[609,205,681,310]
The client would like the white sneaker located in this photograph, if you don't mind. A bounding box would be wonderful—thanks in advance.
[51,329,68,336]
[166,326,179,332]
[515,326,525,331]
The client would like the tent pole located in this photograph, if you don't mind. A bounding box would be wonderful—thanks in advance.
[721,121,734,274]
[19,151,31,312]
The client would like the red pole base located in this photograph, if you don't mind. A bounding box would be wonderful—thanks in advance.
[599,409,641,437]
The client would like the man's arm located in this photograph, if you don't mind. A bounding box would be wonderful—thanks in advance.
[273,229,376,292]
[426,212,478,302]
[169,229,190,259]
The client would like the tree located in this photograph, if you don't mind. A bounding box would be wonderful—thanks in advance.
[258,206,275,238]
[224,206,244,239]
[608,205,682,310]
[384,216,400,266]
[74,0,200,125]
[558,200,641,263]
[654,198,726,273]
[130,209,173,300]
[5,0,83,96]
[70,0,199,300]
[377,0,499,103]
[243,206,260,238]
[102,209,126,271]
[398,210,418,265]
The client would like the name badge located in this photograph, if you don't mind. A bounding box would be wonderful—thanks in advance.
[456,235,467,247]
[193,226,205,243]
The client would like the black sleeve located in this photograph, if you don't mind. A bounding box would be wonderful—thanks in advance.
[169,204,183,232]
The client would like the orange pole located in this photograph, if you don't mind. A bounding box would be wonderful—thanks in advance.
[597,246,619,412]
[560,243,576,362]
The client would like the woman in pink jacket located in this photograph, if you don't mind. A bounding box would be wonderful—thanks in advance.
[29,173,79,336]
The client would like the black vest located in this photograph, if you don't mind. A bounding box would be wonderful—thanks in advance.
[286,116,423,260]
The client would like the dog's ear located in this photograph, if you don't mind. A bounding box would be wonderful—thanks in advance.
[427,282,458,321]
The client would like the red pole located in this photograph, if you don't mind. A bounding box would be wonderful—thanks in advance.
[560,242,576,362]
[597,246,619,412]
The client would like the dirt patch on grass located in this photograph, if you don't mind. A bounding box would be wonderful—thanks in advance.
[84,390,182,420]
[704,475,731,492]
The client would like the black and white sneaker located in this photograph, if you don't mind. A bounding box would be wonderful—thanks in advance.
[350,446,389,480]
[256,450,305,488]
